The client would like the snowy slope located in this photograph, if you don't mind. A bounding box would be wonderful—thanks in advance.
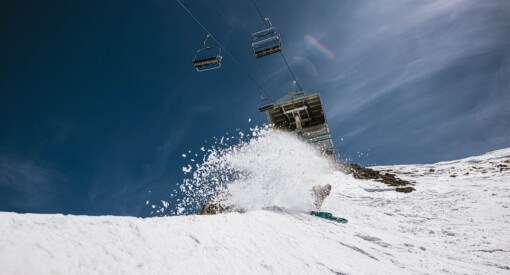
[1,148,509,274]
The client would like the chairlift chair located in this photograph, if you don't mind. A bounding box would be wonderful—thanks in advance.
[251,18,282,58]
[192,34,222,72]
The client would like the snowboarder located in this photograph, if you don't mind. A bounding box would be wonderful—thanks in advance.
[311,184,332,210]
[310,184,348,223]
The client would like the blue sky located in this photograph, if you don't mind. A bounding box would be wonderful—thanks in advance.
[1,0,509,216]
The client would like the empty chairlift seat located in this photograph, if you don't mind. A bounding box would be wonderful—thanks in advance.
[259,91,336,156]
[251,18,282,58]
[192,35,222,72]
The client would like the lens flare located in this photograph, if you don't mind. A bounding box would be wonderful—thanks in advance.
[305,35,335,59]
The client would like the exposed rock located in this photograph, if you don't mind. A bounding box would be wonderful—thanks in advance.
[497,163,510,172]
[199,192,243,215]
[338,163,414,189]
[200,201,235,215]
[396,187,415,193]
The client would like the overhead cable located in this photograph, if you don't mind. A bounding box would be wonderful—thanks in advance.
[175,0,272,100]
[249,0,304,91]
[209,0,281,98]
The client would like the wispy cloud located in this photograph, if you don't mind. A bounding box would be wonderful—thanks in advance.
[281,0,510,164]
[0,157,64,211]
[86,101,212,216]
[325,1,509,114]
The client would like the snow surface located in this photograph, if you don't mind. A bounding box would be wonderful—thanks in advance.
[1,139,509,274]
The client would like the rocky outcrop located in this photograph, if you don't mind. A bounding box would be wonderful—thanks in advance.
[395,187,415,193]
[337,163,415,192]
[200,201,235,215]
[199,192,244,215]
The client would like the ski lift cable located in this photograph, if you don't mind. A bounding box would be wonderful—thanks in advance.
[280,51,303,91]
[208,0,230,24]
[208,0,282,99]
[249,0,304,91]
[250,0,267,27]
[175,0,273,100]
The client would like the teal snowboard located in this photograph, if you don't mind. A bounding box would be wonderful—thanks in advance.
[310,211,348,223]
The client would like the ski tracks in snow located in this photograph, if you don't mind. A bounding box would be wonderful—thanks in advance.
[0,149,509,274]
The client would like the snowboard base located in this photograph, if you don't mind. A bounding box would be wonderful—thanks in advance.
[310,211,348,223]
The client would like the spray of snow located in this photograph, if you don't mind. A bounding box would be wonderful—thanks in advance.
[171,126,338,214]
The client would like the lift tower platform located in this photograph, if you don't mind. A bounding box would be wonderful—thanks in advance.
[259,91,336,157]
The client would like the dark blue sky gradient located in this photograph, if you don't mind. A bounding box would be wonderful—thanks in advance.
[1,0,509,216]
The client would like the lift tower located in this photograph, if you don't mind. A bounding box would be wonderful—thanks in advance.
[259,91,335,157]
